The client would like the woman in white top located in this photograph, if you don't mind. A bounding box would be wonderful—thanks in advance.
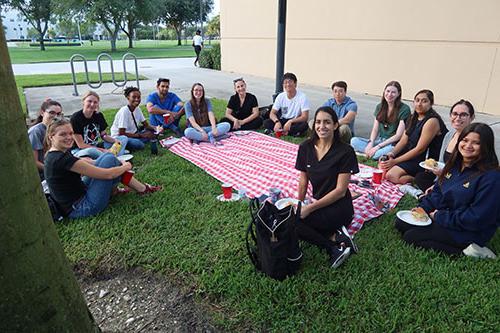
[193,29,203,66]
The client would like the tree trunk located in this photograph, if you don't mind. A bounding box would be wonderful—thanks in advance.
[127,17,134,49]
[175,26,182,46]
[36,21,45,51]
[0,21,99,333]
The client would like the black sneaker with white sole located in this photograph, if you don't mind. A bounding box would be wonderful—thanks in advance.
[336,225,358,253]
[329,246,351,268]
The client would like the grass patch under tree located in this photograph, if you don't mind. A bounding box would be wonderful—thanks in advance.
[9,40,217,64]
[54,100,499,332]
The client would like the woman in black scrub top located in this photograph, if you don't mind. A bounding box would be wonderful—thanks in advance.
[295,106,360,268]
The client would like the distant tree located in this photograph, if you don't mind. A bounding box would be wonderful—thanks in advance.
[55,17,76,38]
[27,26,38,39]
[159,0,213,46]
[1,0,55,50]
[206,14,219,37]
[68,0,130,51]
[120,0,159,48]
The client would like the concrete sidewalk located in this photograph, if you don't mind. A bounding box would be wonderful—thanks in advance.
[20,57,500,155]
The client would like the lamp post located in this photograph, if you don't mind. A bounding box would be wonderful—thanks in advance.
[274,0,287,100]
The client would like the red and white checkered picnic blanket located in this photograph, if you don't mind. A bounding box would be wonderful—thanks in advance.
[168,131,403,235]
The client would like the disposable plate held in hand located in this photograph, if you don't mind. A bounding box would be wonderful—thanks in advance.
[396,210,431,226]
[356,171,373,179]
[419,161,445,171]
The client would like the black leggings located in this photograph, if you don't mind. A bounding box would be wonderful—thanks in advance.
[297,205,353,252]
[395,219,467,255]
[263,118,308,136]
[220,116,263,131]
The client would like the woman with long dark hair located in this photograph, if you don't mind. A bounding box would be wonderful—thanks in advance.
[351,81,411,159]
[44,119,161,219]
[414,99,475,191]
[184,83,230,142]
[28,99,63,180]
[295,106,360,268]
[380,89,448,184]
[395,123,499,255]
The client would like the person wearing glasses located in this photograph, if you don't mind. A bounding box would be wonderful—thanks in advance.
[146,78,185,137]
[184,83,230,142]
[220,78,262,131]
[263,72,310,137]
[415,100,475,192]
[28,99,63,180]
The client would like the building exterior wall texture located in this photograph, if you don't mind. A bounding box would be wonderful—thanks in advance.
[220,0,500,116]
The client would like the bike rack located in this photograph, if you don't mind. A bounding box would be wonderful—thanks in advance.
[70,52,140,96]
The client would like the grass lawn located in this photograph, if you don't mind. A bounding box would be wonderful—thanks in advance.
[55,101,500,332]
[9,40,217,64]
[15,72,146,114]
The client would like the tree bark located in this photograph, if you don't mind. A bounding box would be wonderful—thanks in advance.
[0,20,99,332]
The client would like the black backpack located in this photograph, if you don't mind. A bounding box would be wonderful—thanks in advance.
[246,198,303,280]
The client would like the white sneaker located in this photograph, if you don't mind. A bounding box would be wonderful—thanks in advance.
[463,243,497,259]
[399,184,423,199]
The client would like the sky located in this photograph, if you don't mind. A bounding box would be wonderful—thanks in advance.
[209,0,220,19]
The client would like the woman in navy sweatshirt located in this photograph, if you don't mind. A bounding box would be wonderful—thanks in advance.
[395,123,499,255]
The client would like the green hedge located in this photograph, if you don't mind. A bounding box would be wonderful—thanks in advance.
[199,43,221,70]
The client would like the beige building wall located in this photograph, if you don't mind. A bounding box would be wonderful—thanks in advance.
[220,0,500,116]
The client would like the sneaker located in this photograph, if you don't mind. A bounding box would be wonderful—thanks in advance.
[137,183,162,196]
[123,149,130,154]
[398,184,423,199]
[329,245,351,268]
[336,226,358,253]
[172,128,184,138]
[463,243,497,259]
[263,128,273,135]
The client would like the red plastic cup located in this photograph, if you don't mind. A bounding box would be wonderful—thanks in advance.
[372,169,383,185]
[121,170,135,186]
[163,113,171,124]
[275,129,283,138]
[221,183,233,199]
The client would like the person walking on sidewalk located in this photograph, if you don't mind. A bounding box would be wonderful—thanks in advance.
[193,30,204,67]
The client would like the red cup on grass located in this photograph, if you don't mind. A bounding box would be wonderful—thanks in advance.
[163,113,171,124]
[221,183,233,199]
[275,129,283,138]
[121,170,135,186]
[372,169,383,185]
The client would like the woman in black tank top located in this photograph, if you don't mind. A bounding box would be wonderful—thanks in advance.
[379,89,447,184]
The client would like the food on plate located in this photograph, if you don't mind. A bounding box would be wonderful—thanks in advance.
[411,207,428,222]
[424,158,438,169]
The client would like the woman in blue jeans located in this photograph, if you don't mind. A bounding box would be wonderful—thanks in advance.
[184,83,230,142]
[44,119,161,219]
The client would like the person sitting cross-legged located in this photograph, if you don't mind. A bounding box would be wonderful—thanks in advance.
[184,83,230,142]
[110,86,162,151]
[263,72,310,137]
[220,77,263,131]
[146,78,184,137]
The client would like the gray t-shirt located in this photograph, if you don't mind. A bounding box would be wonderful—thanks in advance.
[28,122,46,164]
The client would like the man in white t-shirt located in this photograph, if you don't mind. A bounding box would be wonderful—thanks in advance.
[193,30,204,66]
[264,72,310,137]
[111,87,161,151]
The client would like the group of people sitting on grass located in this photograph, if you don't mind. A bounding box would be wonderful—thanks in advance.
[27,71,499,269]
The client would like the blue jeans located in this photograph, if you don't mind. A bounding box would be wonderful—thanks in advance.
[184,123,231,141]
[72,135,128,159]
[149,105,183,132]
[351,136,394,160]
[69,153,121,219]
[127,137,148,150]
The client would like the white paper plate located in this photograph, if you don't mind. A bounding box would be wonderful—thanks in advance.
[216,193,241,202]
[233,130,251,136]
[396,210,432,226]
[356,171,373,179]
[419,161,445,171]
[275,198,300,210]
[117,154,134,162]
